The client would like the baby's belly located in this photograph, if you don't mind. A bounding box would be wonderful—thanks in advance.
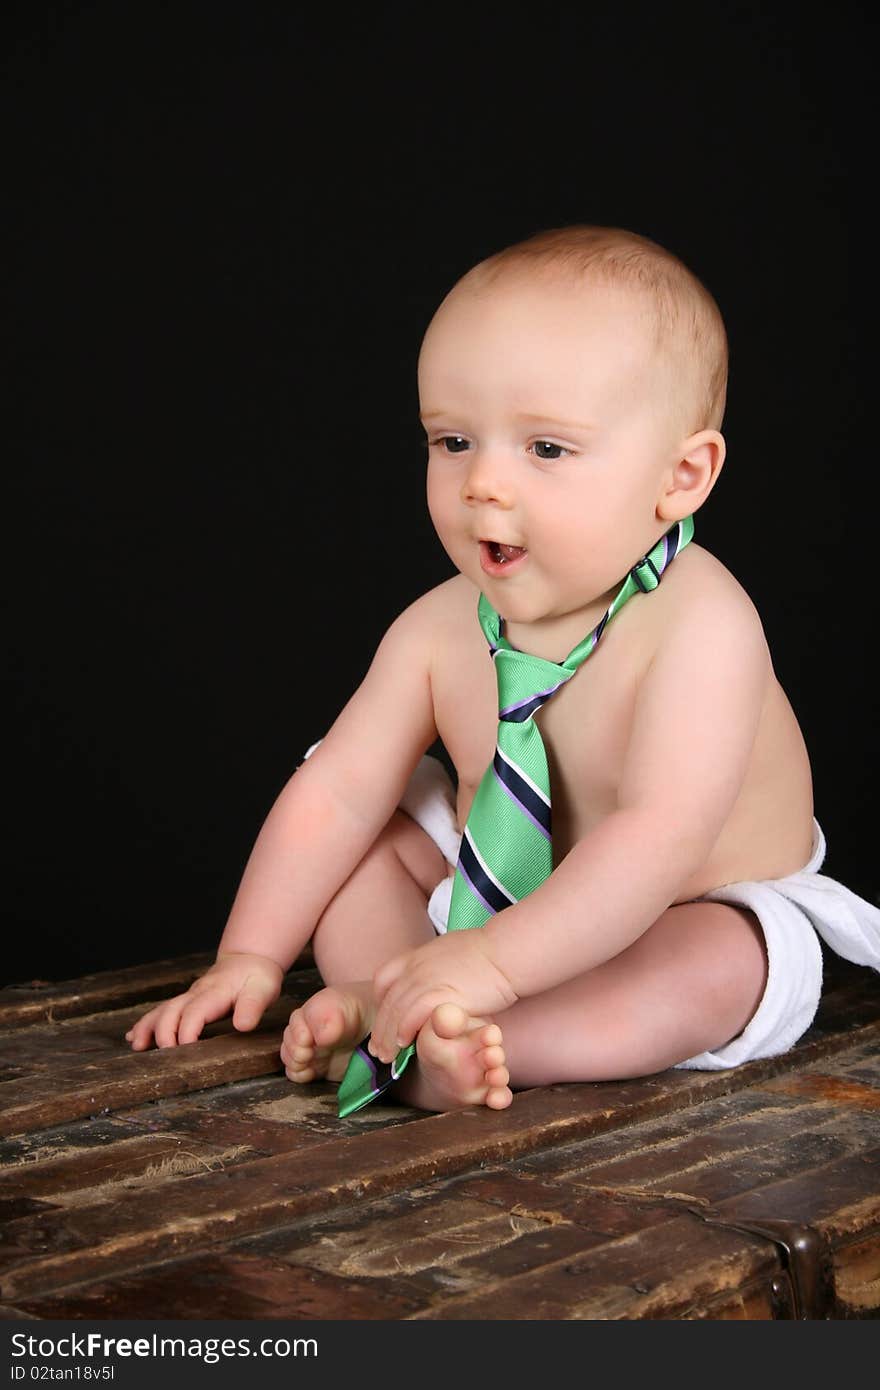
[676,792,816,895]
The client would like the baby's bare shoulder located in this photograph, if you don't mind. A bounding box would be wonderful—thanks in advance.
[630,543,774,730]
[654,542,766,640]
[421,572,480,615]
[381,574,479,663]
[399,573,480,637]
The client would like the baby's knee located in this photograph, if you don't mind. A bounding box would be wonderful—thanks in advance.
[659,901,768,1018]
[383,808,449,898]
[316,808,446,913]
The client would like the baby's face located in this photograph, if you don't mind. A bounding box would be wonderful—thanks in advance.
[419,274,686,633]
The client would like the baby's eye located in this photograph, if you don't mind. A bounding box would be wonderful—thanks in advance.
[530,440,568,460]
[435,435,470,454]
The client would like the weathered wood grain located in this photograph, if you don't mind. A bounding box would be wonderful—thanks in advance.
[0,949,314,1030]
[1,952,878,1319]
[0,1030,286,1139]
[8,1251,425,1320]
[3,1035,878,1313]
[0,976,327,1137]
[0,956,215,1029]
[410,1213,778,1319]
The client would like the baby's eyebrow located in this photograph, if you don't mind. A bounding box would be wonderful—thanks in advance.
[512,411,594,431]
[419,410,593,431]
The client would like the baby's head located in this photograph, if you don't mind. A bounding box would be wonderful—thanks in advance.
[418,225,729,629]
[423,223,728,442]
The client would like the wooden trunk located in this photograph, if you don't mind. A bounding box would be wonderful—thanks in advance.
[1,948,878,1320]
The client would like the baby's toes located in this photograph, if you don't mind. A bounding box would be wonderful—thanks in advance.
[285,1062,318,1083]
[478,1022,504,1049]
[485,1080,514,1110]
[430,1001,471,1040]
[479,1042,506,1073]
[485,1061,510,1088]
[300,993,351,1048]
[286,1010,314,1047]
[480,1027,509,1101]
[282,1041,319,1081]
[281,1012,316,1074]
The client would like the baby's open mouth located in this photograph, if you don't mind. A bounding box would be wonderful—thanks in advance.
[486,541,527,564]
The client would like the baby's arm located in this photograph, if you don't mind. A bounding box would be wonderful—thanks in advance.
[126,592,440,1048]
[369,579,770,1059]
[486,580,770,994]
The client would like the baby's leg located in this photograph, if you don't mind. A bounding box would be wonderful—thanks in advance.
[283,809,444,1080]
[283,810,510,1106]
[492,901,768,1087]
[312,809,446,980]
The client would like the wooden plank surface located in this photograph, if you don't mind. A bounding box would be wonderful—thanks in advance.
[0,952,878,1319]
[0,947,314,1033]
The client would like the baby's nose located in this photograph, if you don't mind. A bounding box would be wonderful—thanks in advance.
[460,449,516,508]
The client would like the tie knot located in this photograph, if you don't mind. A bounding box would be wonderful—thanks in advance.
[493,646,572,722]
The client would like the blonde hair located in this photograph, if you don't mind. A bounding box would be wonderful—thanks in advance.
[461,225,728,432]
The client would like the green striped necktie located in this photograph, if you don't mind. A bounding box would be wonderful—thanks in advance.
[336,516,695,1117]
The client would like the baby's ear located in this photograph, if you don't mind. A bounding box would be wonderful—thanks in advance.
[656,429,726,522]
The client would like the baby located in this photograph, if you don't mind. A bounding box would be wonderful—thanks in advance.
[126,225,880,1112]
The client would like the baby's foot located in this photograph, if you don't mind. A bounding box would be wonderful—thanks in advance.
[395,1002,512,1112]
[281,981,374,1084]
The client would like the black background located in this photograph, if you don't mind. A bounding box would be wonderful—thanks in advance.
[6,3,877,986]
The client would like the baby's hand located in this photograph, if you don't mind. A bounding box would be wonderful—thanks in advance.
[368,931,518,1063]
[124,952,284,1050]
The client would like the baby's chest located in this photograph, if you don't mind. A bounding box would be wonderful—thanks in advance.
[433,637,642,827]
[540,655,639,816]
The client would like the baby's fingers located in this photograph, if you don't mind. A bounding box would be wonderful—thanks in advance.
[153,996,193,1049]
[231,972,280,1033]
[370,982,428,1062]
[125,1008,161,1050]
[176,985,237,1044]
[368,985,402,1061]
[394,992,448,1054]
[369,957,412,1057]
[125,997,187,1051]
